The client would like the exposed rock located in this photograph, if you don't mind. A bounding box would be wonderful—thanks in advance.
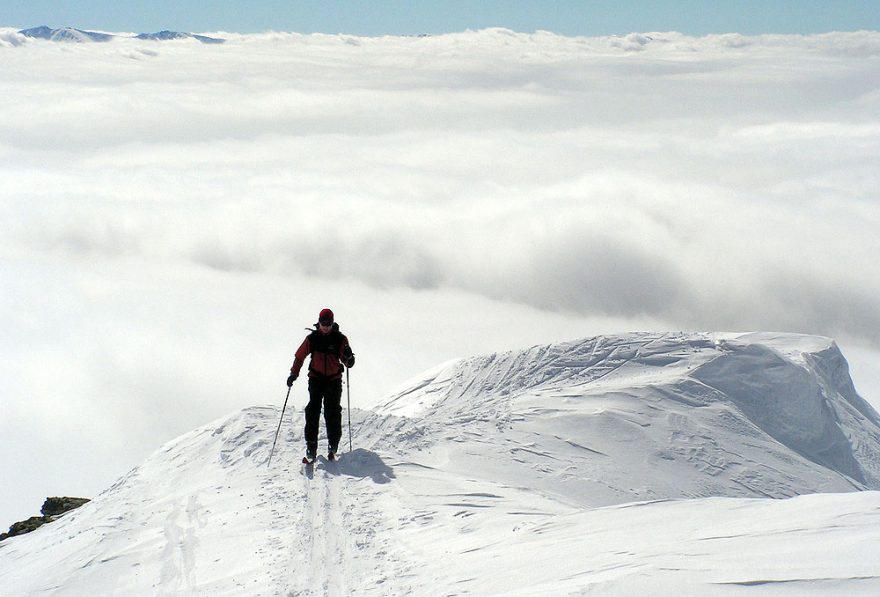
[41,496,91,517]
[1,497,90,542]
[0,516,52,541]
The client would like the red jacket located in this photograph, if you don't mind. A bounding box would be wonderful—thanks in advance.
[291,328,351,380]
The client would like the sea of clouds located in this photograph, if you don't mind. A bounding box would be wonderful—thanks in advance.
[1,28,879,523]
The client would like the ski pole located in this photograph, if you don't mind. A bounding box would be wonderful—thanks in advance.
[346,367,353,452]
[267,385,291,468]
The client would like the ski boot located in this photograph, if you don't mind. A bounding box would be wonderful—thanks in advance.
[303,445,317,465]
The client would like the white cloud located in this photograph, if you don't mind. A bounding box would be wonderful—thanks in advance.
[2,28,879,524]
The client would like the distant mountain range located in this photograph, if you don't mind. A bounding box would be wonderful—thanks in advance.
[18,26,225,44]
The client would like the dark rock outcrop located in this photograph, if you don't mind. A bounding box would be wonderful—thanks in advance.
[1,497,90,542]
[41,496,91,517]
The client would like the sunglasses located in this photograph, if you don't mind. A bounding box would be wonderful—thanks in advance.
[319,320,333,327]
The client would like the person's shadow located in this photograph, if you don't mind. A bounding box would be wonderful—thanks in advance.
[318,448,395,484]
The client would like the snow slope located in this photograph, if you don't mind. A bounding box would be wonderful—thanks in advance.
[371,332,880,504]
[2,332,880,595]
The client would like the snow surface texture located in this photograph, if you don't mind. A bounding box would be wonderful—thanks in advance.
[372,332,880,503]
[2,332,880,595]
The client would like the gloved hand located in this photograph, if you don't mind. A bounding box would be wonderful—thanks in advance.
[343,346,355,369]
[287,373,297,387]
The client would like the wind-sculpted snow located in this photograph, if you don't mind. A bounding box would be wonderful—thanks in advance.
[3,333,880,595]
[374,332,880,504]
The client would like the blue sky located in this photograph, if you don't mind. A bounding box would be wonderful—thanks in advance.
[2,0,879,35]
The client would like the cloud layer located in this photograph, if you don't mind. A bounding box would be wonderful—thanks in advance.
[3,29,879,341]
[2,28,879,522]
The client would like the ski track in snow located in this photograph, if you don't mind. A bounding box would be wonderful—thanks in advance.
[302,463,343,596]
[253,420,420,596]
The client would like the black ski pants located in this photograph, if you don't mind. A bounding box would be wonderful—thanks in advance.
[304,376,343,451]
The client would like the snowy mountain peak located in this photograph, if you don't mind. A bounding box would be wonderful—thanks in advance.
[134,30,225,44]
[17,26,224,44]
[19,26,114,43]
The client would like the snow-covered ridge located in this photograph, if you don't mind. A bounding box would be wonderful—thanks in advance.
[16,25,225,44]
[3,332,880,595]
[373,332,880,503]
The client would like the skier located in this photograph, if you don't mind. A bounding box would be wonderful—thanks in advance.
[287,308,355,462]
